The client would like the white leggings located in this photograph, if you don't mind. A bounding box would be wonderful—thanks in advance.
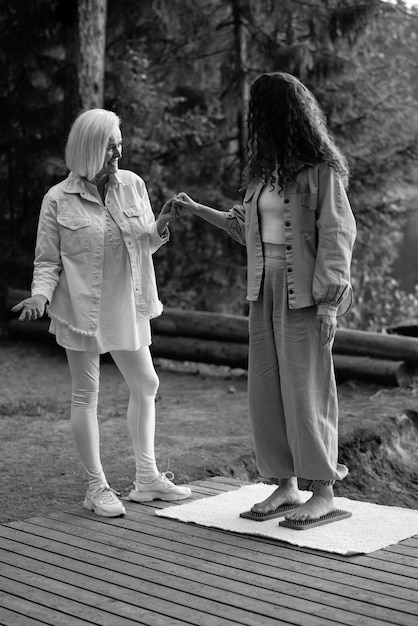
[66,347,160,491]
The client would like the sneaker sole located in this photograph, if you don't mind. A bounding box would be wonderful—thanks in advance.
[128,490,191,503]
[83,499,126,517]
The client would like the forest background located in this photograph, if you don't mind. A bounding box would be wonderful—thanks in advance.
[1,0,418,331]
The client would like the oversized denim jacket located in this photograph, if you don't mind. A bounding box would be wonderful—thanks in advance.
[31,170,168,336]
[223,162,357,317]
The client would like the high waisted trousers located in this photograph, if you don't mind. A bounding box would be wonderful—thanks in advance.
[248,244,348,483]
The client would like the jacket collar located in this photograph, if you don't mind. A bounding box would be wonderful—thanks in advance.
[63,171,122,195]
[249,158,316,190]
[292,157,315,174]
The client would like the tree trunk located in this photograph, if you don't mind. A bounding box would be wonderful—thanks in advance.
[231,0,250,172]
[77,0,107,110]
[63,1,79,125]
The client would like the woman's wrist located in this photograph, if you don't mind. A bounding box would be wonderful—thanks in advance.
[157,215,170,234]
[32,294,49,305]
[192,202,203,215]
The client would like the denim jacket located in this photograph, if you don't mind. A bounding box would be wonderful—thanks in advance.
[31,170,168,336]
[223,162,357,317]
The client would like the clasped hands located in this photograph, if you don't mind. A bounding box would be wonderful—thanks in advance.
[159,192,198,223]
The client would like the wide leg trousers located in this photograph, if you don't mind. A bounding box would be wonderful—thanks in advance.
[248,244,348,483]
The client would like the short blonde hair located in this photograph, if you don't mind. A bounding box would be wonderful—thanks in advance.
[65,109,121,180]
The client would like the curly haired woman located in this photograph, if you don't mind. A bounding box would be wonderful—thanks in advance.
[173,72,357,525]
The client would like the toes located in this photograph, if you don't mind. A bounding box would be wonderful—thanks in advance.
[251,498,274,513]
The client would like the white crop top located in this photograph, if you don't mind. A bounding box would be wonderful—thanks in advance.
[258,179,285,244]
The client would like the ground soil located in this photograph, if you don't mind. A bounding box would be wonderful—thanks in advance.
[1,339,418,524]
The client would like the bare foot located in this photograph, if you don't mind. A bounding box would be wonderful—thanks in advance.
[252,478,304,514]
[285,486,335,521]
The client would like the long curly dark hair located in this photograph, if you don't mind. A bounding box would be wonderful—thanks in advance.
[241,72,349,191]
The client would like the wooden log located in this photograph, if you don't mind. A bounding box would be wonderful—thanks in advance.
[7,319,248,368]
[151,308,249,344]
[332,355,414,388]
[5,288,249,343]
[6,286,418,366]
[8,319,416,386]
[153,315,418,366]
[333,328,418,366]
[151,335,248,369]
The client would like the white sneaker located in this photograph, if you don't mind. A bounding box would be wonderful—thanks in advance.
[83,485,126,517]
[128,471,192,502]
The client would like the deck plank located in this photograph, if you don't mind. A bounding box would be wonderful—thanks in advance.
[1,478,417,626]
[0,559,259,626]
[4,513,418,624]
[0,574,149,626]
[0,606,50,626]
[68,502,418,589]
[1,531,332,626]
[0,524,412,626]
[10,509,418,593]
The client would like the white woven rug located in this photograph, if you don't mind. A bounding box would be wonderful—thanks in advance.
[155,483,418,555]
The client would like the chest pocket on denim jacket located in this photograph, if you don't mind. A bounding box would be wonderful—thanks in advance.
[57,215,91,255]
[300,192,318,236]
[123,206,147,239]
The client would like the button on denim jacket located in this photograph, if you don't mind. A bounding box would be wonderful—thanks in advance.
[31,170,168,336]
[223,162,357,317]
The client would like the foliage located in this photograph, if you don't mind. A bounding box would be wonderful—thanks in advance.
[104,0,418,323]
[104,36,247,311]
[0,0,75,305]
[337,2,418,329]
[1,0,418,326]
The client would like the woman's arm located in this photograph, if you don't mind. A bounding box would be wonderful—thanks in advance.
[31,194,63,303]
[313,165,357,319]
[136,178,171,252]
[173,193,228,230]
[12,192,61,321]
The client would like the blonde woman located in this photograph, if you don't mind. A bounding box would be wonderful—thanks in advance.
[13,109,191,517]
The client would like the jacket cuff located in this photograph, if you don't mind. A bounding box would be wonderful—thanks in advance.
[31,286,54,303]
[317,304,338,317]
[149,222,170,247]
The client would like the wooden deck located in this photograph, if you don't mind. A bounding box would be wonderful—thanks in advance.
[0,477,417,626]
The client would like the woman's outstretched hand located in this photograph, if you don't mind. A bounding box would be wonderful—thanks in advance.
[11,295,48,322]
[159,199,178,220]
[173,192,199,215]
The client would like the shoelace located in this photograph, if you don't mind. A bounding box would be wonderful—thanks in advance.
[133,471,176,488]
[95,485,121,503]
